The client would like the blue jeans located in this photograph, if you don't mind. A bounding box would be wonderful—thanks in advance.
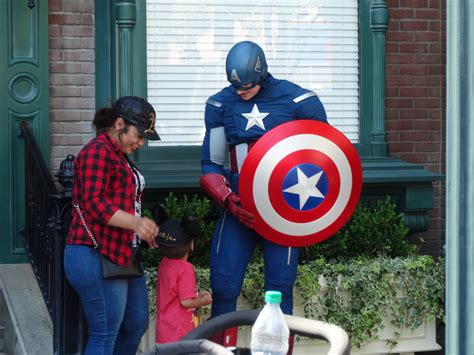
[64,244,149,355]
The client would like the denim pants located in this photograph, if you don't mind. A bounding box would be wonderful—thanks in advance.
[64,244,149,355]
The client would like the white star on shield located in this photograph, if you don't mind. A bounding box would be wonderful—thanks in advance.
[241,104,269,131]
[283,167,325,210]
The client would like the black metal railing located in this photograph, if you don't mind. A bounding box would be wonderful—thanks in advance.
[20,121,58,311]
[20,122,86,354]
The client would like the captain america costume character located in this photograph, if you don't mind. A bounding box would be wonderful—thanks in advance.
[199,41,328,349]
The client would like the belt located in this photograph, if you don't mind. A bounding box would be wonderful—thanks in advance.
[229,141,257,173]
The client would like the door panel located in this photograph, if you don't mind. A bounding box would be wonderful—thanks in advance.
[0,0,49,263]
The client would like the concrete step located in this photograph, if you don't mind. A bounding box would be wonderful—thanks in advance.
[0,264,53,354]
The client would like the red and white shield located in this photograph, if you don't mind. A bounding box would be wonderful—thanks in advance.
[239,120,362,247]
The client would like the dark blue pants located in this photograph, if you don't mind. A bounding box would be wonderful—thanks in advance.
[64,245,149,355]
[210,212,300,317]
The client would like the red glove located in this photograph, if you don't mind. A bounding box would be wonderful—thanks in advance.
[199,173,256,228]
[225,194,256,228]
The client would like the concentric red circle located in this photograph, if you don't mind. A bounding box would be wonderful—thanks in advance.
[239,120,362,247]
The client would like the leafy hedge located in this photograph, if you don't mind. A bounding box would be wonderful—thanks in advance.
[146,256,445,348]
[302,196,416,262]
[142,194,416,269]
[237,256,444,348]
[142,193,445,349]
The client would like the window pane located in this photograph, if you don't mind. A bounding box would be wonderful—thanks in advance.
[146,0,359,146]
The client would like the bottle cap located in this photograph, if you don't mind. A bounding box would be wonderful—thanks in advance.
[264,290,282,304]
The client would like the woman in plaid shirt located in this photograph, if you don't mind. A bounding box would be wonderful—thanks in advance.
[64,96,160,355]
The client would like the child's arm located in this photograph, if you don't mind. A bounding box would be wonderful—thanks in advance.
[181,290,212,309]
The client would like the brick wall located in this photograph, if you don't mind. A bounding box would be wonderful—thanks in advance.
[386,0,446,255]
[48,0,95,172]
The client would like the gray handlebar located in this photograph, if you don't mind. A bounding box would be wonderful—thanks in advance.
[284,315,350,355]
[184,309,350,355]
[143,339,233,355]
[146,310,350,355]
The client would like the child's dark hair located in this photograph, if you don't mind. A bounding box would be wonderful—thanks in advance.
[159,243,191,259]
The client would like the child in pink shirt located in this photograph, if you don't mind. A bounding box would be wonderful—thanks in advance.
[155,216,212,344]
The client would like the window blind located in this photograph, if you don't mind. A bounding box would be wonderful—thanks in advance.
[146,0,359,146]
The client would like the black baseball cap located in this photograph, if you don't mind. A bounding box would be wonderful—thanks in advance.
[114,96,160,141]
[156,217,201,247]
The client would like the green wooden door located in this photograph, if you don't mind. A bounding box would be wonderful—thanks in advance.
[0,0,49,263]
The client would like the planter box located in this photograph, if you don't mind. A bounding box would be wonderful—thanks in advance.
[139,317,156,353]
[138,295,441,355]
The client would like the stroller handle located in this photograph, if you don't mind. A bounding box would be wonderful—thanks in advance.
[183,309,351,355]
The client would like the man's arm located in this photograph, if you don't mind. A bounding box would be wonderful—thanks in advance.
[201,99,228,175]
[200,98,255,227]
[294,90,328,123]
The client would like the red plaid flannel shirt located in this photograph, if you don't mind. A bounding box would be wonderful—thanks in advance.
[67,133,139,266]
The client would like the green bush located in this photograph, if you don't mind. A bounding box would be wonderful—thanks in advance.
[302,196,416,262]
[146,255,445,348]
[295,256,445,348]
[193,256,445,349]
[142,193,445,349]
[143,194,415,269]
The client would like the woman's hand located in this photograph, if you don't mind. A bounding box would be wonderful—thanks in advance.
[108,210,159,248]
[134,216,159,248]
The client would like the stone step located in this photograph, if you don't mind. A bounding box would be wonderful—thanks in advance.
[0,264,53,354]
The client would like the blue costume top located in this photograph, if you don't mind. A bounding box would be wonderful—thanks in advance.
[201,74,328,179]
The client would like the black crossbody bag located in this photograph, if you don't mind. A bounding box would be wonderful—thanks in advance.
[73,203,144,279]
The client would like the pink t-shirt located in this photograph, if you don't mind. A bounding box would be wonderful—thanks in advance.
[155,257,198,343]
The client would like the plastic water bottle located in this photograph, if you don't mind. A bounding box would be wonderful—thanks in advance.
[250,290,289,355]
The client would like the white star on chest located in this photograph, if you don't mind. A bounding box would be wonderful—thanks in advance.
[241,104,269,131]
[283,167,325,210]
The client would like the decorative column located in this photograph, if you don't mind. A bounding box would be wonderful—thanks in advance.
[369,0,389,157]
[115,0,137,97]
[446,1,474,353]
